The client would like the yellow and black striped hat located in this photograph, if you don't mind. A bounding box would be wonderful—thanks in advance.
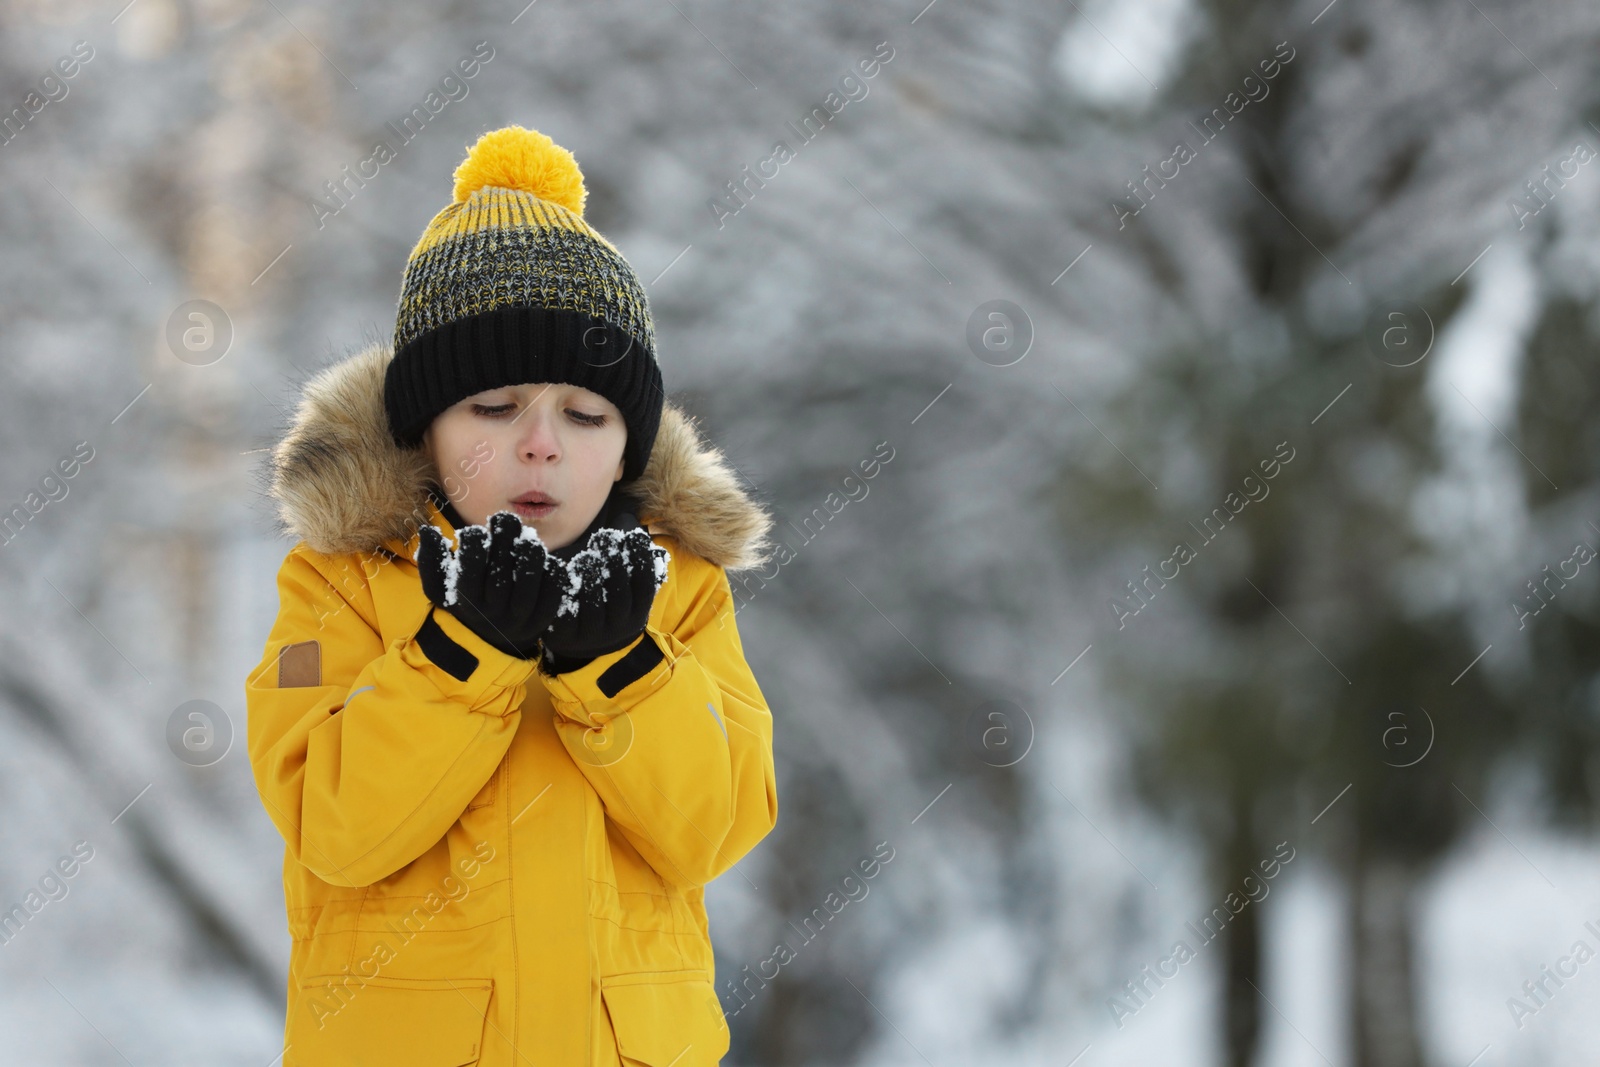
[384,125,663,482]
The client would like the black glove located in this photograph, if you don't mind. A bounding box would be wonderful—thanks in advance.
[538,520,671,676]
[414,510,565,659]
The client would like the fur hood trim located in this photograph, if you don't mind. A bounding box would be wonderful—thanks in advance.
[265,342,773,571]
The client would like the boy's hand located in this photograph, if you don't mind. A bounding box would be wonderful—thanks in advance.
[414,510,564,659]
[538,522,671,675]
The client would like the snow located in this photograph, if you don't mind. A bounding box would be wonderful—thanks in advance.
[6,0,1600,1062]
[554,528,671,617]
[415,518,669,616]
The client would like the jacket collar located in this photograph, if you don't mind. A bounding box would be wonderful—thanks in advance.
[265,341,773,570]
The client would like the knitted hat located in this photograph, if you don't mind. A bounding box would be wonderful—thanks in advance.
[384,125,664,483]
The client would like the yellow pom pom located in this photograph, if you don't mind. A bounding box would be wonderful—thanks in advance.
[451,125,587,216]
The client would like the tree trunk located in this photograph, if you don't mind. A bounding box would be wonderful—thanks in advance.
[1351,855,1426,1067]
[1222,877,1264,1067]
[1220,826,1264,1067]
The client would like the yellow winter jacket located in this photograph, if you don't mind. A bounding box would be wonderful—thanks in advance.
[245,343,778,1067]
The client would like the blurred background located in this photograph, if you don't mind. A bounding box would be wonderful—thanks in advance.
[2,0,1599,1063]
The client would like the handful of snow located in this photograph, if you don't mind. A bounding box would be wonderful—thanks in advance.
[553,526,671,618]
[413,516,669,615]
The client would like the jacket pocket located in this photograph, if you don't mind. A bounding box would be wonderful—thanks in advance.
[601,970,730,1066]
[291,974,493,1066]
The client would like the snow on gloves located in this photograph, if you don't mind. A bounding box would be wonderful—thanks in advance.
[415,510,565,659]
[414,509,671,670]
[538,523,672,676]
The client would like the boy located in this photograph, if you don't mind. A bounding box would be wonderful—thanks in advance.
[246,125,777,1066]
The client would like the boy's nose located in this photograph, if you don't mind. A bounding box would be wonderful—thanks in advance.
[517,415,561,461]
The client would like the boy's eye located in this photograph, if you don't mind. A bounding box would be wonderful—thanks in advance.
[471,403,607,426]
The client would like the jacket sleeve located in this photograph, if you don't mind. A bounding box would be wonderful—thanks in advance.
[245,545,535,888]
[537,544,778,888]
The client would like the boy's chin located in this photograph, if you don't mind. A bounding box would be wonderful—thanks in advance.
[540,531,577,552]
[468,509,576,551]
[523,518,576,552]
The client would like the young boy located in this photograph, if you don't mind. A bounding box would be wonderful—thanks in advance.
[246,125,777,1066]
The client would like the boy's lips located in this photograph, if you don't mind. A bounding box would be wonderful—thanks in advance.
[511,492,557,519]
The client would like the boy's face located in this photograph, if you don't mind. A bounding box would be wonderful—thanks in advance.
[423,381,627,551]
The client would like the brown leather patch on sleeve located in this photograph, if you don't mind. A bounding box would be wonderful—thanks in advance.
[277,640,322,688]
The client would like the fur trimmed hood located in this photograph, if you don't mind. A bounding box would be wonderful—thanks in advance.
[265,341,773,571]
